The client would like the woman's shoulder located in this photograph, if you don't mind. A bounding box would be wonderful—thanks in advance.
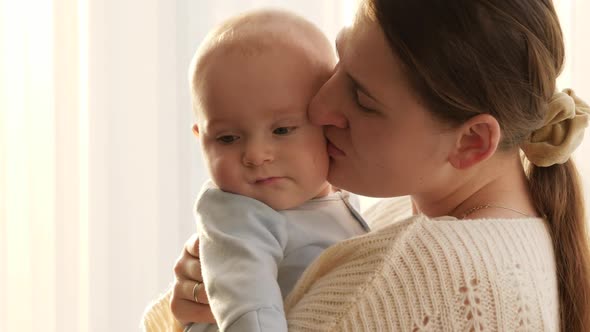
[362,196,413,230]
[367,214,556,270]
[286,214,559,331]
[375,216,557,330]
[297,212,553,262]
[306,209,555,264]
[369,211,551,242]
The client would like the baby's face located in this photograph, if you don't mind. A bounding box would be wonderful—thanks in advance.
[195,48,332,210]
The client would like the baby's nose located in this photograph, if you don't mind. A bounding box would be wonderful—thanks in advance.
[242,140,274,167]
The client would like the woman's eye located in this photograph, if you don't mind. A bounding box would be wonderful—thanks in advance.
[273,127,296,135]
[355,94,377,113]
[217,135,239,144]
[357,103,376,113]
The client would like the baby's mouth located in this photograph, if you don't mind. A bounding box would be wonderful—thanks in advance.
[254,177,284,185]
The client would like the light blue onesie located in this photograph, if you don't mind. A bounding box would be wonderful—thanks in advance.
[186,182,369,332]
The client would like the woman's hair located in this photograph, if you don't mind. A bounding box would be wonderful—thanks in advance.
[367,0,590,330]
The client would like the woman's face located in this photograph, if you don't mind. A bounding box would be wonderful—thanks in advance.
[309,11,456,197]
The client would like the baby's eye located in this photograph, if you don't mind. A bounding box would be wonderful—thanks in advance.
[217,135,239,144]
[273,127,296,135]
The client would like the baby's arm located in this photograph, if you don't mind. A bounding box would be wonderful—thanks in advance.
[196,188,289,332]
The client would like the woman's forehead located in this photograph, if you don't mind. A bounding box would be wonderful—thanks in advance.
[336,0,373,52]
[336,13,421,116]
[337,12,386,59]
[338,17,402,83]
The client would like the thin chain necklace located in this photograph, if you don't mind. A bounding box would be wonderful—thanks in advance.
[460,204,534,219]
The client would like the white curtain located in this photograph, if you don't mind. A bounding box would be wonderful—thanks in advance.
[0,1,587,332]
[556,0,590,183]
[0,1,353,331]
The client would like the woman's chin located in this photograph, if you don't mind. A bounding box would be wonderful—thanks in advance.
[327,162,359,193]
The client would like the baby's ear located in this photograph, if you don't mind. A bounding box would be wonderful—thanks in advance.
[448,114,501,169]
[192,124,200,137]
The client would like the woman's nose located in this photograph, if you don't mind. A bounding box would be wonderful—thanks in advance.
[308,68,349,129]
[242,139,273,167]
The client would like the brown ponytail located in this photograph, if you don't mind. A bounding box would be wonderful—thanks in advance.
[528,160,590,331]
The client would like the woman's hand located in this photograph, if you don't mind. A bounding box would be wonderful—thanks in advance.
[170,233,216,325]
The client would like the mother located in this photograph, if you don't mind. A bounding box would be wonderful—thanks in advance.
[146,0,590,330]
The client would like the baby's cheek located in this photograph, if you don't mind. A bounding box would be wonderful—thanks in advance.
[313,152,330,181]
[296,146,329,188]
[208,156,240,191]
[309,139,330,171]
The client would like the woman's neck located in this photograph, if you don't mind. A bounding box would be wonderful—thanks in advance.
[411,154,540,219]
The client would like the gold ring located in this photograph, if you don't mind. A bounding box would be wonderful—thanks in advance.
[193,281,203,303]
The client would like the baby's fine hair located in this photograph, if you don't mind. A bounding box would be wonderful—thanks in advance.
[188,9,335,119]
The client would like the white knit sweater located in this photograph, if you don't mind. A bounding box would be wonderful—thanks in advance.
[284,200,559,331]
[142,198,560,331]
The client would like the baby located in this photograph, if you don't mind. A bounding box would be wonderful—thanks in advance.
[187,9,369,332]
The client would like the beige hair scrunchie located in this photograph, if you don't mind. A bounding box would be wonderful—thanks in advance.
[521,88,590,167]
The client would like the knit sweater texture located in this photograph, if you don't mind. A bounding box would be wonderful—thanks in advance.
[142,197,559,331]
[284,213,559,331]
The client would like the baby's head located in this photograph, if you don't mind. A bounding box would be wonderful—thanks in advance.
[190,9,336,210]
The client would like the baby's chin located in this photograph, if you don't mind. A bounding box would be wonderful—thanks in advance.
[213,185,300,210]
[257,195,307,211]
[259,187,334,210]
[258,182,334,210]
[216,180,331,210]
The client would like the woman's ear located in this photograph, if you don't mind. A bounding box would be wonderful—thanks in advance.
[448,114,501,169]
[192,124,200,138]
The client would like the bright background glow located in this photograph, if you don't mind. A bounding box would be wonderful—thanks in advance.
[0,1,356,331]
[342,0,359,27]
[0,1,588,331]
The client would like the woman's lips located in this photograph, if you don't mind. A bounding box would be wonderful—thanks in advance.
[327,140,345,158]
